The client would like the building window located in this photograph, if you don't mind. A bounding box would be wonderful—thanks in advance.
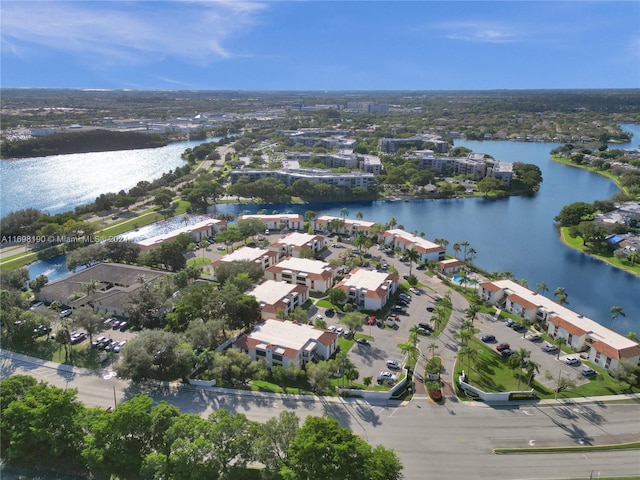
[272,354,283,362]
[256,350,266,357]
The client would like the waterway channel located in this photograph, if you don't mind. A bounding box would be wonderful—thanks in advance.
[12,127,640,334]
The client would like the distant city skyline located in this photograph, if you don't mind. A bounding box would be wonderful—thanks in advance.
[1,1,639,90]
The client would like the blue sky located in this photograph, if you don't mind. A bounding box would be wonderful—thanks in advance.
[2,1,639,90]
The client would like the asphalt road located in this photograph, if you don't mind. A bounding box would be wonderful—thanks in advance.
[2,350,639,480]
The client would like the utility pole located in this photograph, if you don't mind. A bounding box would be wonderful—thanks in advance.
[113,385,117,409]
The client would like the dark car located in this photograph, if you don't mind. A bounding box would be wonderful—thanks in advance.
[512,324,526,332]
[500,348,513,357]
[325,309,335,317]
[356,338,370,346]
[426,306,435,312]
[481,334,496,343]
[496,343,510,352]
[119,322,130,332]
[418,322,432,331]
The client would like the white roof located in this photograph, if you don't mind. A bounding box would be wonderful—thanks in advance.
[341,268,392,290]
[275,257,332,275]
[275,232,321,247]
[247,280,300,305]
[491,279,637,351]
[221,246,269,263]
[385,229,440,250]
[250,319,327,351]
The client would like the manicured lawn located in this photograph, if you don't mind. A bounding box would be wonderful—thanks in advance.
[315,299,334,309]
[187,257,211,267]
[338,337,355,352]
[455,338,640,399]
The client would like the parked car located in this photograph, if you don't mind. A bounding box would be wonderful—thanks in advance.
[409,287,420,295]
[390,306,406,314]
[32,324,51,337]
[542,343,558,353]
[481,334,496,343]
[377,371,397,385]
[496,343,510,352]
[325,309,335,317]
[59,309,72,318]
[525,333,541,342]
[581,367,597,378]
[512,324,526,333]
[418,322,432,331]
[417,327,431,336]
[356,338,369,345]
[92,336,108,349]
[343,329,354,339]
[113,340,126,353]
[111,320,121,329]
[399,293,412,302]
[119,322,130,332]
[426,306,435,312]
[30,301,44,310]
[328,326,337,333]
[386,359,401,370]
[564,356,579,365]
[500,349,513,357]
[504,319,515,327]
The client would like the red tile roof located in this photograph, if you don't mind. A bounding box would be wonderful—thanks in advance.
[550,315,587,336]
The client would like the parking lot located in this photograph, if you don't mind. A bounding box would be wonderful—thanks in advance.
[318,241,444,386]
[473,316,594,389]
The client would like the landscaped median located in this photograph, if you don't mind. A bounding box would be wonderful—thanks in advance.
[494,440,640,455]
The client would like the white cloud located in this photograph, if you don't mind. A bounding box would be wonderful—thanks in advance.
[436,21,520,44]
[0,1,266,66]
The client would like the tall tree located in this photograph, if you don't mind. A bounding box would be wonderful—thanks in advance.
[610,305,626,330]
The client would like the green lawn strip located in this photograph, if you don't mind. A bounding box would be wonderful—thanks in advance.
[338,337,355,352]
[0,252,39,272]
[315,299,334,309]
[494,441,640,455]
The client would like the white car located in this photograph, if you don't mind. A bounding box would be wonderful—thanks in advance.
[542,343,558,353]
[328,326,337,333]
[564,356,579,365]
[386,359,401,370]
[409,287,420,295]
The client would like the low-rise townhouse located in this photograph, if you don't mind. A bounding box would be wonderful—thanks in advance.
[312,215,377,236]
[233,319,338,368]
[136,219,226,251]
[269,232,326,260]
[265,257,338,293]
[212,245,278,274]
[237,213,304,231]
[382,229,446,262]
[246,279,309,320]
[479,279,640,369]
[436,258,466,274]
[333,267,399,311]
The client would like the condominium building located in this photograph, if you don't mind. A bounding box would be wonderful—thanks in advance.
[333,267,399,311]
[265,257,338,293]
[246,280,308,320]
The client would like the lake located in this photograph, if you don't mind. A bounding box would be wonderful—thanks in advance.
[0,139,210,217]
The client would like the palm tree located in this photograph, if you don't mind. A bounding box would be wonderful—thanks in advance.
[520,278,528,288]
[452,243,461,259]
[553,336,567,359]
[466,248,477,265]
[525,359,540,386]
[460,241,470,261]
[388,216,397,229]
[510,348,531,389]
[339,207,349,220]
[356,211,364,221]
[610,306,626,330]
[628,250,639,266]
[83,278,99,307]
[458,345,476,377]
[465,304,480,325]
[535,281,549,294]
[454,328,472,347]
[626,331,638,342]
[554,287,569,306]
[427,342,439,359]
[406,247,420,277]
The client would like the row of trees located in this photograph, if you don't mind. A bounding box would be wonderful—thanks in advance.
[1,375,403,479]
